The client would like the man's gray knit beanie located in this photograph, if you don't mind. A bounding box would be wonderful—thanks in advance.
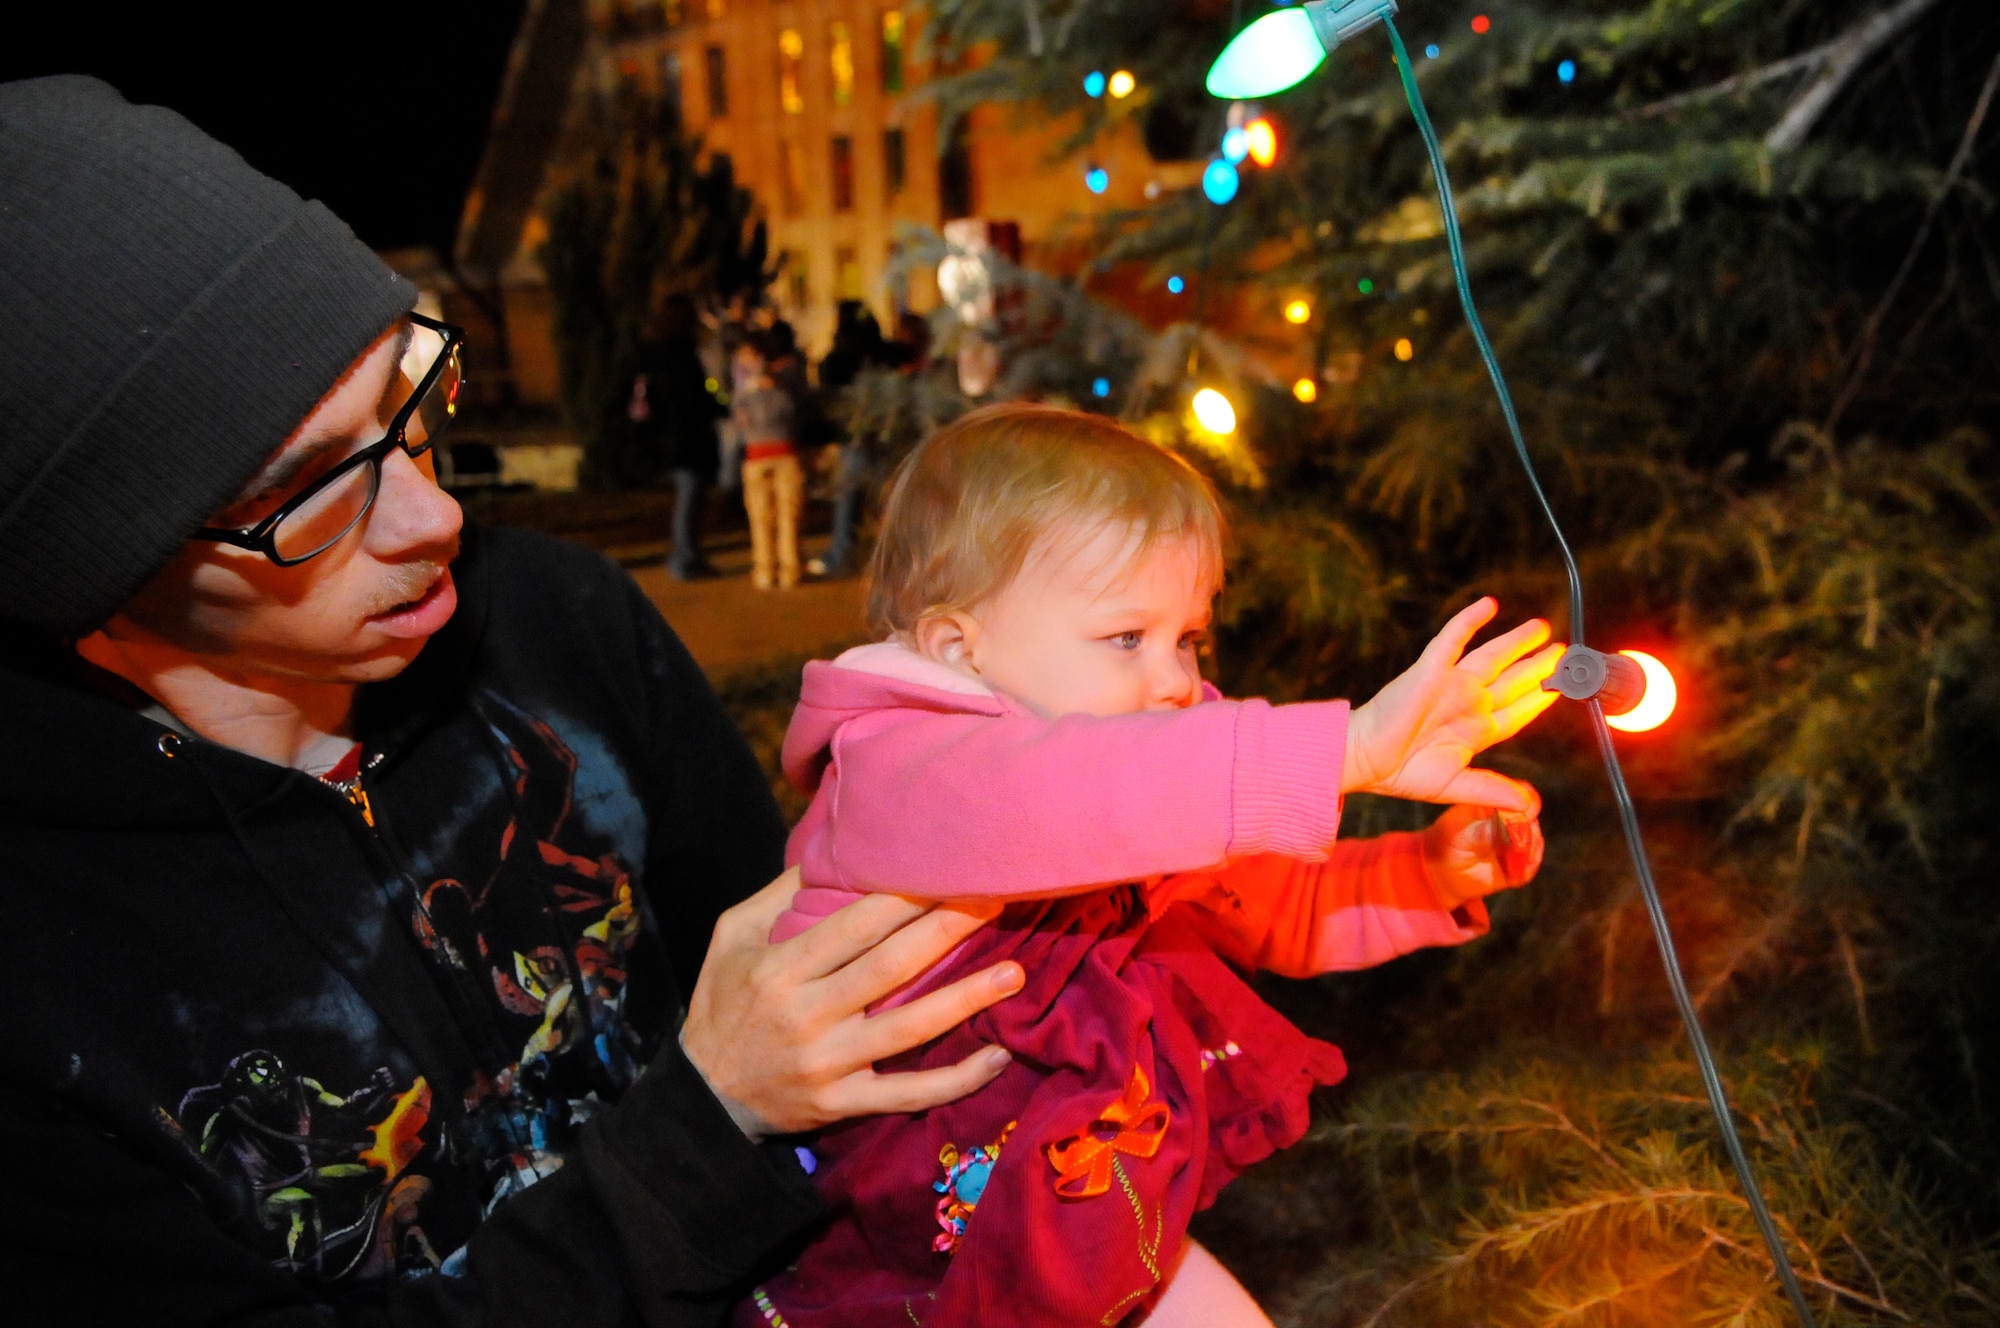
[0,75,416,637]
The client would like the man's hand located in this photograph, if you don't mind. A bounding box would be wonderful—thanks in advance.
[1422,794,1547,911]
[1343,598,1564,811]
[680,868,1024,1140]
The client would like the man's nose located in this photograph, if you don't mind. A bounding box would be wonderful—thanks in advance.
[367,446,462,555]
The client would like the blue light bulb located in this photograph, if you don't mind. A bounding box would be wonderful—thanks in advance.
[1084,71,1107,98]
[1085,167,1109,194]
[1221,127,1249,163]
[1425,43,1440,59]
[1557,59,1577,84]
[1202,159,1240,204]
[1167,275,1185,294]
[1092,377,1111,398]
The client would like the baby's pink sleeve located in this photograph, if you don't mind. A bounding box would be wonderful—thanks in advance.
[1167,836,1489,977]
[793,698,1349,898]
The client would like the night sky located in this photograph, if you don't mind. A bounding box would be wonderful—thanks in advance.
[2,2,529,255]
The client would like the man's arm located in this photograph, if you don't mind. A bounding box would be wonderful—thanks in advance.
[0,1057,814,1328]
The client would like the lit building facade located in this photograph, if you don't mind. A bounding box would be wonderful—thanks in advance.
[430,0,1188,408]
[601,0,945,346]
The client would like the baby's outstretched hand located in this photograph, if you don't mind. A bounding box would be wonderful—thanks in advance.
[1423,799,1546,910]
[1343,598,1563,811]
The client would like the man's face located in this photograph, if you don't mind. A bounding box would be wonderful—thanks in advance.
[109,319,464,684]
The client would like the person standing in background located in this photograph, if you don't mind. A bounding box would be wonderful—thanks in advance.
[733,334,804,590]
[708,293,759,499]
[808,301,891,581]
[761,319,823,451]
[636,295,727,580]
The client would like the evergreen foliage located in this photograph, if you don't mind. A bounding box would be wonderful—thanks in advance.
[800,1,2000,1320]
[538,98,771,488]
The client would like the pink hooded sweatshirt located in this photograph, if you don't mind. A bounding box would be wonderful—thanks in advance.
[774,642,1487,973]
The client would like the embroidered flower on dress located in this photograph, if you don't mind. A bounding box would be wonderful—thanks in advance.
[932,1120,1017,1254]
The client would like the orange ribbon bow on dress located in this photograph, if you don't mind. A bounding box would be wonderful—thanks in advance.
[1045,1065,1172,1199]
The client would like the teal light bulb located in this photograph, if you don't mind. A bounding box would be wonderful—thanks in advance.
[1206,9,1327,99]
[1207,0,1401,100]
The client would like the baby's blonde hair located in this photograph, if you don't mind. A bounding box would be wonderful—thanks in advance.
[866,403,1225,638]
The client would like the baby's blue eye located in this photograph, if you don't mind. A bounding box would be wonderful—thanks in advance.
[1113,631,1143,650]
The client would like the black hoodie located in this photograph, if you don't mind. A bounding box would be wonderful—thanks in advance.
[0,524,824,1326]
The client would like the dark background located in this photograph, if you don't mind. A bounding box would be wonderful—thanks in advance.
[2,3,528,254]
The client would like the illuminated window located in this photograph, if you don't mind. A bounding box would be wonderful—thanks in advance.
[704,45,728,117]
[831,136,855,211]
[881,10,905,94]
[779,29,805,115]
[884,127,906,198]
[830,21,855,107]
[780,140,807,216]
[837,246,863,301]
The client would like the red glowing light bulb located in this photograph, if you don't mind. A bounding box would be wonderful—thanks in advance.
[1471,14,1492,33]
[1605,650,1678,732]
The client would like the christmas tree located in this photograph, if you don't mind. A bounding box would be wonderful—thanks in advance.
[780,1,2000,1320]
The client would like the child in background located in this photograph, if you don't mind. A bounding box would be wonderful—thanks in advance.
[743,405,1560,1327]
[732,334,804,590]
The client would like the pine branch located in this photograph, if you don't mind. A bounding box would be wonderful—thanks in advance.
[1629,0,1936,125]
[1764,0,1945,153]
[1823,45,2000,432]
[1630,48,1836,120]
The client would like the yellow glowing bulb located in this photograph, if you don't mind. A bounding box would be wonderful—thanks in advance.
[1190,387,1237,435]
[1245,117,1278,167]
[1606,650,1679,733]
[1394,337,1415,361]
[1108,69,1136,98]
[1292,377,1318,403]
[1284,299,1311,324]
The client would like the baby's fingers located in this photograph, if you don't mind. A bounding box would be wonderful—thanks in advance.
[1436,767,1539,813]
[1488,640,1565,705]
[1495,809,1545,886]
[1460,616,1554,683]
[1485,640,1566,715]
[1418,598,1500,672]
[1489,682,1561,743]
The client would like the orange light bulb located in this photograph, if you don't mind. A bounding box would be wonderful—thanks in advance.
[1292,377,1318,402]
[1606,650,1678,732]
[1244,117,1278,167]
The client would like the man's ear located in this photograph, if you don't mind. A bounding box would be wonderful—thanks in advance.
[912,611,982,675]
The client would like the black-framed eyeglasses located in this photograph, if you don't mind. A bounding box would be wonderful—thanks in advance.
[195,312,465,566]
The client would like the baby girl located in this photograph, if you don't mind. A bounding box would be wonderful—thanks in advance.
[740,404,1559,1327]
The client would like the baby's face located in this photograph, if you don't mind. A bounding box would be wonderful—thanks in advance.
[955,524,1218,719]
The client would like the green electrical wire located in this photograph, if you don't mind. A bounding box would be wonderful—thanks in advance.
[1379,17,1823,1327]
